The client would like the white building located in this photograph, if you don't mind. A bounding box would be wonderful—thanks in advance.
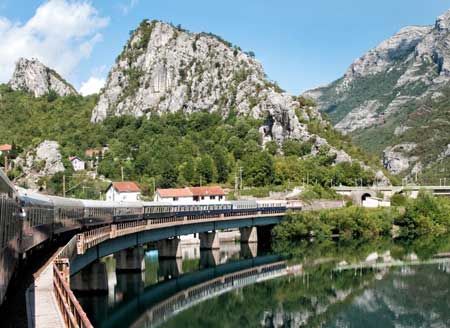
[106,181,141,202]
[154,186,225,204]
[69,156,85,171]
[362,197,391,208]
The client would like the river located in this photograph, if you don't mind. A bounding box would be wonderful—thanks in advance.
[74,236,450,327]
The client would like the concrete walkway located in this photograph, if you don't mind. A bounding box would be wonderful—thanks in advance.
[26,249,65,328]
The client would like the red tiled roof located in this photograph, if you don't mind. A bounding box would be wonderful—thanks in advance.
[189,186,225,196]
[85,149,100,157]
[157,188,193,198]
[0,144,12,151]
[112,181,141,193]
[68,156,82,161]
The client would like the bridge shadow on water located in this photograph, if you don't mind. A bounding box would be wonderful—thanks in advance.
[73,241,282,328]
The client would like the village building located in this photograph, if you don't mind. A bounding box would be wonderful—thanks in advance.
[106,181,141,202]
[154,186,225,203]
[68,156,85,171]
[0,144,12,172]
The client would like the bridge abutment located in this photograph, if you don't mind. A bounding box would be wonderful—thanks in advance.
[157,238,182,258]
[114,246,146,272]
[239,227,258,243]
[199,231,220,250]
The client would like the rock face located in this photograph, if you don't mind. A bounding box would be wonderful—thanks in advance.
[92,21,321,146]
[15,140,65,190]
[9,58,78,97]
[383,143,417,175]
[304,9,450,176]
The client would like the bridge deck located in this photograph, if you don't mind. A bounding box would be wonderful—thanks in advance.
[26,250,65,328]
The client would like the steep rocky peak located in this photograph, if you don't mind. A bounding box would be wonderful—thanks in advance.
[345,25,431,80]
[435,9,450,31]
[8,57,78,97]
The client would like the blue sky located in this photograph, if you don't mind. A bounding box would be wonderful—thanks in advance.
[1,0,450,95]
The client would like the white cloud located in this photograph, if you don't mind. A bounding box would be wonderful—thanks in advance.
[79,76,105,96]
[0,0,109,83]
[118,0,139,15]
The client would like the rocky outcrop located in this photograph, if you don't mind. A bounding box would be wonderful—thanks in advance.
[14,140,65,190]
[9,58,78,97]
[383,143,417,175]
[92,21,323,146]
[304,9,450,177]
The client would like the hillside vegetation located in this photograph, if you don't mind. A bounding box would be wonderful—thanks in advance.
[0,85,383,197]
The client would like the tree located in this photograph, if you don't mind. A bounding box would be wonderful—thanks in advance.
[243,151,275,187]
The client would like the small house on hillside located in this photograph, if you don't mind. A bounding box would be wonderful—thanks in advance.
[0,144,13,172]
[69,156,85,171]
[106,181,141,202]
[190,186,225,202]
[154,186,225,203]
[154,187,193,203]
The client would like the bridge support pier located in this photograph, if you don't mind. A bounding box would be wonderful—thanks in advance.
[200,249,221,268]
[71,260,108,293]
[114,246,146,272]
[239,227,258,243]
[157,238,182,258]
[158,258,183,279]
[240,242,258,259]
[199,231,220,250]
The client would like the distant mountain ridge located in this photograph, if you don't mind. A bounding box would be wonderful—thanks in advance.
[304,9,450,179]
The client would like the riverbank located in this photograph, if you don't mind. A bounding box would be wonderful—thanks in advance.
[273,191,450,243]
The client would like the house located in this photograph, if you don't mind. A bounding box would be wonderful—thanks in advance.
[190,186,225,202]
[85,149,101,158]
[106,181,141,202]
[154,186,225,203]
[0,144,12,172]
[69,156,85,171]
[154,188,193,203]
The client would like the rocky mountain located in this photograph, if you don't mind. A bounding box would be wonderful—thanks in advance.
[92,20,314,145]
[304,9,450,179]
[91,20,388,183]
[9,58,78,97]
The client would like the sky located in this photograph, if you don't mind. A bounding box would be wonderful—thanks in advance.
[1,0,450,96]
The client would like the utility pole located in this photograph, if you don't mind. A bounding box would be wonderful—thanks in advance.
[239,167,243,191]
[121,166,124,182]
[63,174,66,197]
[235,175,239,198]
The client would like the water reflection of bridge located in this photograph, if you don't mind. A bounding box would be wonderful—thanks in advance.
[81,253,300,328]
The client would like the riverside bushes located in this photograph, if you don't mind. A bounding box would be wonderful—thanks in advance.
[274,191,450,243]
[273,206,396,241]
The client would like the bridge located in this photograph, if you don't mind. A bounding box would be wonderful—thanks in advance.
[0,168,292,327]
[333,185,450,205]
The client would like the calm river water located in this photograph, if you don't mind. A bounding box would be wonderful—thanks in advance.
[75,236,450,328]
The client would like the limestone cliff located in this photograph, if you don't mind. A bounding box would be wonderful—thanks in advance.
[9,58,78,97]
[304,9,450,178]
[92,21,323,146]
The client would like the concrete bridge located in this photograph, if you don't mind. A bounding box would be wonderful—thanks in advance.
[28,211,287,327]
[333,185,450,205]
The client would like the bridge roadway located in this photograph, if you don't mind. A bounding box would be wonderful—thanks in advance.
[30,211,286,328]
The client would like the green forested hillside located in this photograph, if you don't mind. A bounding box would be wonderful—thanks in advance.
[0,85,382,197]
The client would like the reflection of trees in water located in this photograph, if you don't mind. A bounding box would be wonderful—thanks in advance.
[160,266,377,328]
[161,236,450,328]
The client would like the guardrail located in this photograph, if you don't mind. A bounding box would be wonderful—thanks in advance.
[53,247,93,327]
